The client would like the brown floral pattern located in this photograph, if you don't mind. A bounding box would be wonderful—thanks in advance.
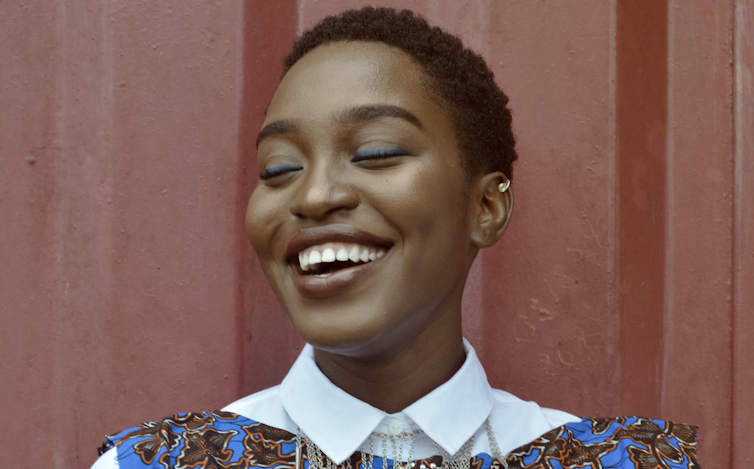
[101,413,698,469]
[503,417,698,469]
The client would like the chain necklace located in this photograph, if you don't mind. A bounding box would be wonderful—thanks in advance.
[485,418,509,469]
[295,417,509,469]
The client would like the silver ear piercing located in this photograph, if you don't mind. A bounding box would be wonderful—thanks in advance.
[498,180,510,193]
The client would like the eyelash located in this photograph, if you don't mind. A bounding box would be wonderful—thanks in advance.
[259,164,303,180]
[351,148,410,164]
[259,149,409,180]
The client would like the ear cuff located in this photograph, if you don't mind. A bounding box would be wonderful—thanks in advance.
[498,180,510,193]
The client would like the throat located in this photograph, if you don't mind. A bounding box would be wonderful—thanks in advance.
[312,333,465,414]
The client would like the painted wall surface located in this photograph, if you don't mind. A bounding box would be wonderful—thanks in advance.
[0,1,248,467]
[0,1,751,467]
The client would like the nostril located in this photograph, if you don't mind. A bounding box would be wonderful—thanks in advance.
[290,182,359,220]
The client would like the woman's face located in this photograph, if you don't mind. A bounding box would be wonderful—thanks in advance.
[246,41,480,360]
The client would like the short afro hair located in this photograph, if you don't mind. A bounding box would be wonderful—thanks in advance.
[283,7,518,181]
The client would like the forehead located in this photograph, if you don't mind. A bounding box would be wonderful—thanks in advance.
[264,41,447,129]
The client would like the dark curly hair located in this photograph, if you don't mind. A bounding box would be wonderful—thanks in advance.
[283,7,517,181]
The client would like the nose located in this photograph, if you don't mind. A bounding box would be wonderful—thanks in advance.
[289,162,358,220]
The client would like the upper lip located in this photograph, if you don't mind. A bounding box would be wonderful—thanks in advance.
[285,224,394,262]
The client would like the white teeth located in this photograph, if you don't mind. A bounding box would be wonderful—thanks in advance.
[297,243,389,272]
[348,245,360,262]
[322,248,336,262]
[309,250,321,264]
[336,248,349,261]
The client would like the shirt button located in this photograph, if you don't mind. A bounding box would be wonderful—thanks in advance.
[388,419,404,435]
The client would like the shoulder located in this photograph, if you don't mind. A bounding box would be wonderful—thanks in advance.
[96,411,296,469]
[505,416,699,469]
[487,389,581,454]
[490,389,580,426]
[222,384,296,432]
[221,384,282,415]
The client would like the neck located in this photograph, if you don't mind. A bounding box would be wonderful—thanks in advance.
[313,311,465,414]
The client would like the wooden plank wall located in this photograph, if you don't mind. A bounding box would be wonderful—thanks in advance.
[0,1,750,467]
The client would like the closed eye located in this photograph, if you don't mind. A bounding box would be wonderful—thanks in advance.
[351,148,410,165]
[259,164,303,180]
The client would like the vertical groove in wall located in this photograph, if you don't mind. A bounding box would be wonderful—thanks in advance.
[235,0,253,399]
[731,2,739,463]
[731,1,754,466]
[660,0,676,413]
[92,0,115,453]
[237,0,265,399]
[607,0,618,408]
[51,3,69,465]
[615,0,668,416]
[731,0,737,458]
[297,0,306,37]
[237,0,299,397]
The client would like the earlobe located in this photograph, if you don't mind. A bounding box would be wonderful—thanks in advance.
[469,173,514,248]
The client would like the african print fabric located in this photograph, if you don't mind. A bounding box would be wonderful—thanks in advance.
[101,412,699,469]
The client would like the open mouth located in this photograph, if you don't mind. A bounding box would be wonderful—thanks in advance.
[297,242,388,276]
[285,224,394,297]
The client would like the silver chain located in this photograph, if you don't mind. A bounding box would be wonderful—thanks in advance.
[367,435,375,469]
[485,419,509,469]
[430,434,474,469]
[369,429,416,469]
[296,417,508,469]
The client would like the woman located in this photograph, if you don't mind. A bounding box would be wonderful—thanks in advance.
[93,8,698,469]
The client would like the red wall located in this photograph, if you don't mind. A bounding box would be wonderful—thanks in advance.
[1,1,752,467]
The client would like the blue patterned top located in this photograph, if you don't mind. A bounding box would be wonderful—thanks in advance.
[101,412,699,469]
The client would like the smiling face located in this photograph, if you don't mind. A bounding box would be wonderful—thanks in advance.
[246,41,490,361]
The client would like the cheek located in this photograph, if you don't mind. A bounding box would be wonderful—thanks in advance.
[245,189,282,260]
[374,164,469,253]
[401,164,467,229]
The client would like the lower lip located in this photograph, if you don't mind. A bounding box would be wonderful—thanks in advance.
[292,251,390,299]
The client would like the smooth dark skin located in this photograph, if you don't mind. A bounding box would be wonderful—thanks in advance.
[246,42,513,413]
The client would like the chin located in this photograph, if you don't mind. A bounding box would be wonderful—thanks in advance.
[287,299,437,362]
[290,315,407,361]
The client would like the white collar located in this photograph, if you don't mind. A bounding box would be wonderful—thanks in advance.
[95,341,580,469]
[279,339,494,464]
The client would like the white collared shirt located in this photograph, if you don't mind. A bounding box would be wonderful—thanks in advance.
[92,339,579,468]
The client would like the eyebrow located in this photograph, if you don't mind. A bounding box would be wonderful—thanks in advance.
[338,104,423,129]
[255,104,423,148]
[256,119,299,148]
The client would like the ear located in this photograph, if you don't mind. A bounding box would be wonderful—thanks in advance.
[468,172,514,248]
